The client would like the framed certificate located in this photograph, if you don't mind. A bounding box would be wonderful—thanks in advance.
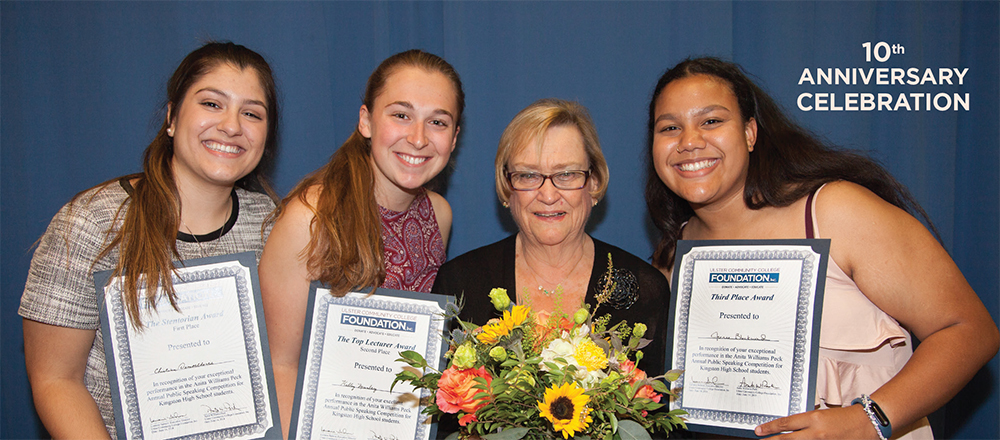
[668,240,830,438]
[289,284,452,440]
[96,252,281,440]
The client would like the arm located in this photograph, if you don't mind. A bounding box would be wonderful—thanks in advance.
[757,181,999,438]
[427,190,453,248]
[259,194,317,439]
[23,319,111,440]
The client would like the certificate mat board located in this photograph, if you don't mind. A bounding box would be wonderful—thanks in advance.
[289,284,452,440]
[668,240,829,438]
[96,252,281,440]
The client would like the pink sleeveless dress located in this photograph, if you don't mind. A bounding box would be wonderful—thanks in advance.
[379,189,446,293]
[808,184,933,439]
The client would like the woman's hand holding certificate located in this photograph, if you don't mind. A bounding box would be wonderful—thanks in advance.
[98,253,280,440]
[669,240,828,438]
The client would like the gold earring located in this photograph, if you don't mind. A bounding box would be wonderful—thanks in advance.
[502,201,509,208]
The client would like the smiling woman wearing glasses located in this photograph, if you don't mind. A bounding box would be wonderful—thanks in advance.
[433,98,673,376]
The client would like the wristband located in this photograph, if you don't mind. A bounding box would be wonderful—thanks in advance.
[852,394,892,440]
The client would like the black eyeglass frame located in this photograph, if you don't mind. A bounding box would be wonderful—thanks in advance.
[505,169,592,191]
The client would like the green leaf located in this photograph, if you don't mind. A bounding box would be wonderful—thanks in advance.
[593,337,611,353]
[627,382,640,399]
[396,370,420,382]
[492,382,510,395]
[443,432,461,440]
[500,359,520,368]
[616,420,652,440]
[650,379,670,394]
[632,337,652,350]
[610,412,619,433]
[615,390,629,407]
[482,427,531,440]
[663,369,682,383]
[396,350,428,368]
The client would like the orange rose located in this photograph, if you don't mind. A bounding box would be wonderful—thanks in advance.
[435,366,492,426]
[620,359,662,403]
[634,383,662,403]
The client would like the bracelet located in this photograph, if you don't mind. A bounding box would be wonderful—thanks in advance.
[851,394,892,440]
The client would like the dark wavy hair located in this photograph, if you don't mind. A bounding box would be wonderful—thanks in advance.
[92,41,280,327]
[645,57,937,268]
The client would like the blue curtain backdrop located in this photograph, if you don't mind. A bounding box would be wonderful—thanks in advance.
[2,1,997,438]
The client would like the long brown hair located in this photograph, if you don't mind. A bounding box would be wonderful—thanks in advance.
[645,57,937,268]
[87,42,280,327]
[275,49,464,297]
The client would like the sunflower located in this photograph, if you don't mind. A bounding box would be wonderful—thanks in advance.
[477,305,530,344]
[538,382,592,439]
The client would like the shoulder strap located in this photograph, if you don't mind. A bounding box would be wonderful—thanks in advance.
[118,177,135,195]
[805,190,816,239]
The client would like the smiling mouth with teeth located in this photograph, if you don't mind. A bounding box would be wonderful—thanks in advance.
[535,212,565,218]
[398,153,428,165]
[204,141,242,154]
[677,159,717,172]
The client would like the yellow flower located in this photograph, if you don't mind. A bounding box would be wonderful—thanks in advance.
[477,305,529,344]
[573,338,608,371]
[538,382,592,439]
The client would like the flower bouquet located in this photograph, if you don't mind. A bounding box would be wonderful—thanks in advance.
[392,262,685,440]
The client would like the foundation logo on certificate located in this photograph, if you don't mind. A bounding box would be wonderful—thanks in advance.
[668,240,830,438]
[288,283,452,440]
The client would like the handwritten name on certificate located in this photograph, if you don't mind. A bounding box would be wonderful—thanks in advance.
[290,286,450,440]
[669,240,829,438]
[97,253,280,440]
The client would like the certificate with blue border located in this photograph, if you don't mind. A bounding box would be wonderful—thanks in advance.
[96,252,281,440]
[288,284,452,440]
[668,240,829,438]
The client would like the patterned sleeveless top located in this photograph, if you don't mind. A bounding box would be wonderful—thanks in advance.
[379,189,446,292]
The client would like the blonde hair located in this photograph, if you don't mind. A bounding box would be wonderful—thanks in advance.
[494,98,609,204]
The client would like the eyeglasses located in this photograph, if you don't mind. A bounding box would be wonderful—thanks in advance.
[506,169,591,191]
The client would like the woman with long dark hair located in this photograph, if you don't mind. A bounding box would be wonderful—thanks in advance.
[259,49,464,438]
[20,41,280,439]
[646,57,997,439]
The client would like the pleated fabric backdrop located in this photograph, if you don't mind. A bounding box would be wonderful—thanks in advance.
[2,2,996,438]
